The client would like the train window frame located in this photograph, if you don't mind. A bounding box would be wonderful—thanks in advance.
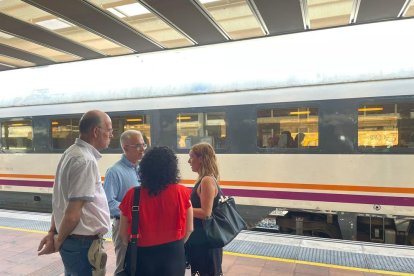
[174,107,228,154]
[357,97,414,154]
[0,118,34,153]
[255,103,321,154]
[50,117,81,151]
[106,112,152,153]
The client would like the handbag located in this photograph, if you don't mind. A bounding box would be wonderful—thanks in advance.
[119,186,141,276]
[202,184,247,248]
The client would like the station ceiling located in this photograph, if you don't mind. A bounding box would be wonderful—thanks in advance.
[0,0,413,72]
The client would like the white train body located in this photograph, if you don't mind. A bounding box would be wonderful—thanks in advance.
[1,19,414,243]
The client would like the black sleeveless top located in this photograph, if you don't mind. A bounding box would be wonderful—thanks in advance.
[188,177,221,244]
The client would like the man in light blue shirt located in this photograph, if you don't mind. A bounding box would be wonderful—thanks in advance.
[103,130,147,275]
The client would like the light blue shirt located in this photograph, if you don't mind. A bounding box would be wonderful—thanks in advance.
[103,154,140,217]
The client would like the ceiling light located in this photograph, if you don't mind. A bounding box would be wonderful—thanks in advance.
[0,62,15,68]
[289,111,311,115]
[0,31,14,39]
[199,0,220,3]
[177,116,192,120]
[107,8,126,18]
[36,18,73,30]
[358,107,384,112]
[114,3,149,17]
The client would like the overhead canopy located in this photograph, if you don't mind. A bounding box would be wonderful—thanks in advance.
[0,0,413,71]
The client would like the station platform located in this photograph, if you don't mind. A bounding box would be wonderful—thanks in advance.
[0,209,412,276]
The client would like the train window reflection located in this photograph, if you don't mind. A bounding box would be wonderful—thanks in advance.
[110,115,151,149]
[1,120,33,151]
[177,112,226,150]
[257,107,319,149]
[51,118,80,149]
[358,103,414,148]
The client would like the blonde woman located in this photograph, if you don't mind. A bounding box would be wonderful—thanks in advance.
[186,143,223,276]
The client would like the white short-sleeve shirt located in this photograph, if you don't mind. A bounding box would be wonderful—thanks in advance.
[52,138,110,235]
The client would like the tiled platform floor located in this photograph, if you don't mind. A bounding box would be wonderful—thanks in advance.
[0,227,397,276]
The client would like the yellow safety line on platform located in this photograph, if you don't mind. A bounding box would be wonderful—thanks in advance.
[224,252,414,276]
[1,226,412,276]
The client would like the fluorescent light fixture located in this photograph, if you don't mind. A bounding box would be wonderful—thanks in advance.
[177,116,192,120]
[115,3,149,17]
[0,31,14,39]
[107,8,126,18]
[199,0,220,3]
[358,107,384,112]
[126,118,142,122]
[51,121,59,125]
[36,18,73,30]
[289,111,311,115]
[0,62,15,68]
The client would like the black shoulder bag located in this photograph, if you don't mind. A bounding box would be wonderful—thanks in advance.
[122,186,140,276]
[202,181,247,248]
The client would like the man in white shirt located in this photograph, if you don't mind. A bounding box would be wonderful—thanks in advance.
[37,110,112,276]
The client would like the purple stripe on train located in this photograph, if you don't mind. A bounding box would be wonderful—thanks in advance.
[0,179,53,188]
[1,179,413,206]
[222,189,414,207]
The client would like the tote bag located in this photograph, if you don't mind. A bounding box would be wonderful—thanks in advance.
[202,190,247,248]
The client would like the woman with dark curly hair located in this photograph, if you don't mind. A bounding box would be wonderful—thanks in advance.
[119,146,193,276]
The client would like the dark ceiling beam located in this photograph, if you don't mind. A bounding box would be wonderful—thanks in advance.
[0,13,104,59]
[356,0,406,23]
[251,0,304,35]
[23,0,162,53]
[142,0,227,45]
[0,44,53,66]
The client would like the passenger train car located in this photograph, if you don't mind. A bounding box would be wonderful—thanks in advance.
[1,19,414,245]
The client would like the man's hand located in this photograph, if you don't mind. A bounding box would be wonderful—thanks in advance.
[37,232,57,256]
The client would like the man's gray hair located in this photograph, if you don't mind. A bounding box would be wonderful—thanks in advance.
[120,130,143,147]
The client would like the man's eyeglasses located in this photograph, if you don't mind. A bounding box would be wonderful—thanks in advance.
[125,143,147,150]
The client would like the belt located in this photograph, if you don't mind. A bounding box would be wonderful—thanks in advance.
[68,234,100,240]
[112,215,120,220]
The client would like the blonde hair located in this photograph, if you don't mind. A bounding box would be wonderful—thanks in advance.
[191,143,219,181]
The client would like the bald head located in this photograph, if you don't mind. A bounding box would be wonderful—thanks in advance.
[79,110,113,150]
[79,110,106,135]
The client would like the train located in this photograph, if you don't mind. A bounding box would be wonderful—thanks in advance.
[1,18,414,245]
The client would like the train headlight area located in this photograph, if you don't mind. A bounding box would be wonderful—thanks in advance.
[1,209,413,276]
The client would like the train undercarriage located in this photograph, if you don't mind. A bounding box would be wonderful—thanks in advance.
[270,208,414,246]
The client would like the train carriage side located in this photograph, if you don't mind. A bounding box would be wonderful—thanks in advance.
[1,81,414,245]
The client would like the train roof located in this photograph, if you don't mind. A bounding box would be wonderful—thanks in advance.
[1,0,414,71]
[1,18,414,113]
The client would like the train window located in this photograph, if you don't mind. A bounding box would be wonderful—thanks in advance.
[51,118,80,149]
[358,103,414,148]
[110,115,151,149]
[257,107,319,148]
[177,112,226,150]
[1,120,33,151]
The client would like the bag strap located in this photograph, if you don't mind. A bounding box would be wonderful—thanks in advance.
[129,186,141,276]
[211,176,225,198]
[201,176,225,206]
[131,186,140,237]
